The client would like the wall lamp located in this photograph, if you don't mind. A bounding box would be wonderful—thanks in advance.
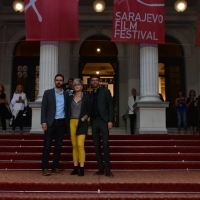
[174,0,187,12]
[13,0,24,13]
[93,0,105,12]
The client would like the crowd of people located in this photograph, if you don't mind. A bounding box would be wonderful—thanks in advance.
[0,76,114,177]
[1,77,200,177]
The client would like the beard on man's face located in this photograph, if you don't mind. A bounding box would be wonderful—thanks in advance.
[55,83,63,88]
[91,82,99,88]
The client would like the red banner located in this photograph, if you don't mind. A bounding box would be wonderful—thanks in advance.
[24,0,79,41]
[112,0,165,44]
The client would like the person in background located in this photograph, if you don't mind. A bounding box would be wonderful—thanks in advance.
[41,74,68,176]
[186,90,198,135]
[128,88,139,135]
[63,78,74,96]
[10,84,27,135]
[90,74,114,178]
[175,91,187,134]
[67,78,91,176]
[0,84,8,134]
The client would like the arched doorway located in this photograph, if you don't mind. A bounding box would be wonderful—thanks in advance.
[158,36,185,127]
[12,39,40,126]
[79,35,119,126]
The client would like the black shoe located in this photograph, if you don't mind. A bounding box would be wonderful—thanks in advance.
[93,169,105,176]
[52,168,63,175]
[105,171,114,178]
[70,166,78,175]
[43,169,51,176]
[78,167,84,176]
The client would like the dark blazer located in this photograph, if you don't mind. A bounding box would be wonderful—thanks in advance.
[41,88,68,128]
[90,87,114,123]
[66,93,91,135]
[0,93,6,114]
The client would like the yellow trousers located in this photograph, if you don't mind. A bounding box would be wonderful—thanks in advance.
[70,119,86,163]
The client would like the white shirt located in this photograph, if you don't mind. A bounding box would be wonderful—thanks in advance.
[128,95,139,114]
[11,92,27,110]
[54,88,65,119]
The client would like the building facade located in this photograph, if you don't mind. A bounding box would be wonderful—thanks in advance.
[0,1,200,133]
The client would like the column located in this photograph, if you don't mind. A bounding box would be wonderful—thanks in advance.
[37,41,58,101]
[139,44,160,102]
[29,41,58,133]
[134,44,169,134]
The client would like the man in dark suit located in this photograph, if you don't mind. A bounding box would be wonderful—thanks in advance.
[90,74,114,178]
[41,74,68,176]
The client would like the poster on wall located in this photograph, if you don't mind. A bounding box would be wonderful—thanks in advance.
[112,0,165,44]
[24,0,79,41]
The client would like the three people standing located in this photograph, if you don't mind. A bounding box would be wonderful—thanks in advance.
[41,74,114,178]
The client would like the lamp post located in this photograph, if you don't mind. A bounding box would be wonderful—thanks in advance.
[174,0,187,12]
[93,0,105,12]
[13,0,24,13]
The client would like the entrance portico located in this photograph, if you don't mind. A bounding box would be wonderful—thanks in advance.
[1,1,199,134]
[29,40,169,134]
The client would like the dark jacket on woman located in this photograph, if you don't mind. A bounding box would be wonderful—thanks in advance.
[0,93,6,115]
[66,93,91,135]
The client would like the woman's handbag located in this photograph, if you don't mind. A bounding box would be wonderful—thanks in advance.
[4,105,12,119]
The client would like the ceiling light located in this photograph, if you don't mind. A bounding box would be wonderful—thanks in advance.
[96,48,101,53]
[13,0,24,13]
[174,0,187,12]
[96,71,99,74]
[93,0,105,12]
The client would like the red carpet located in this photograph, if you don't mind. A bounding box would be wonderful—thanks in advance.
[0,134,200,170]
[0,133,200,199]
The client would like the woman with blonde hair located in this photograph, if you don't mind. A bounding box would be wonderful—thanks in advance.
[10,84,27,134]
[66,78,91,176]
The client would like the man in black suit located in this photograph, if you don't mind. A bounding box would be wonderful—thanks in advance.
[90,74,114,178]
[41,74,68,176]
